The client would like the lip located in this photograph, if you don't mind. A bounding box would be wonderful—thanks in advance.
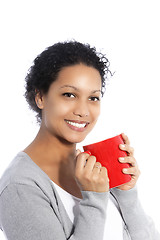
[64,119,89,132]
[65,119,89,124]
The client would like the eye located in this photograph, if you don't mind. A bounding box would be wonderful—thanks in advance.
[89,96,100,102]
[62,92,75,98]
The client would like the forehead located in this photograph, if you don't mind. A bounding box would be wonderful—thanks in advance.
[51,64,102,90]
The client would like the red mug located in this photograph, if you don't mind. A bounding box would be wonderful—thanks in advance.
[83,134,131,188]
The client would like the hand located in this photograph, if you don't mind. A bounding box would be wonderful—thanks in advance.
[75,150,109,192]
[118,133,141,191]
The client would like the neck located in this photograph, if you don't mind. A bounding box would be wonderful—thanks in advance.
[24,124,78,173]
[23,124,83,198]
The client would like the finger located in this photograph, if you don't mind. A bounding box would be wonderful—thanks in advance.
[76,149,81,156]
[100,167,110,181]
[119,156,137,167]
[122,166,139,175]
[92,162,102,173]
[119,144,134,156]
[75,152,91,173]
[121,133,130,145]
[85,156,97,172]
[84,150,91,155]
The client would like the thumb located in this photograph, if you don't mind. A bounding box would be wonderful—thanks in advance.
[76,149,81,156]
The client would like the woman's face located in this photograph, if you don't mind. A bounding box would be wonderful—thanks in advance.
[38,64,102,144]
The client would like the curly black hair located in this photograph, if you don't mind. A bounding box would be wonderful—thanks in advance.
[24,40,111,123]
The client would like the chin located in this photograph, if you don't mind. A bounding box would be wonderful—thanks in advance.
[63,132,88,144]
[67,136,86,144]
[59,125,94,144]
[56,134,86,145]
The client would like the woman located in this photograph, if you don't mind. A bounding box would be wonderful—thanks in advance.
[0,41,159,240]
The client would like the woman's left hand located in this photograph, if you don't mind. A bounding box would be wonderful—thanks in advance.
[118,133,141,191]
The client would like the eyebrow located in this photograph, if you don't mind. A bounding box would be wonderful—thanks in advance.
[59,85,102,94]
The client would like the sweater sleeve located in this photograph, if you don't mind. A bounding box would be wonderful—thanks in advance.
[70,190,109,240]
[0,183,109,240]
[110,186,160,240]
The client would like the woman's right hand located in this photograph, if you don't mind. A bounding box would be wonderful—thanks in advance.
[75,150,109,192]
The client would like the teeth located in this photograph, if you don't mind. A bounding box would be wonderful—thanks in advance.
[66,120,86,128]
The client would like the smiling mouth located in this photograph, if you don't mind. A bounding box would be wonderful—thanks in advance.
[65,120,89,130]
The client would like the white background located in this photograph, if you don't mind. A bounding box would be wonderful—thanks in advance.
[0,0,160,239]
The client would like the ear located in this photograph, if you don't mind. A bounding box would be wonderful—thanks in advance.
[35,90,44,109]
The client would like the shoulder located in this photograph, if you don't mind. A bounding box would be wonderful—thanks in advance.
[0,152,52,197]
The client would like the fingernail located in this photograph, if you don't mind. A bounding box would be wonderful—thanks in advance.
[119,157,125,162]
[120,144,125,148]
[84,150,91,155]
[123,168,127,173]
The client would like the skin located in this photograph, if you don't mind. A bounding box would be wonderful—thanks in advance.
[118,133,141,191]
[24,63,140,198]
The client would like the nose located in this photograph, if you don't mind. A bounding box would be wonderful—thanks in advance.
[73,101,89,117]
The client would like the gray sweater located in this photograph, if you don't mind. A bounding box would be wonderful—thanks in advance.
[0,152,159,240]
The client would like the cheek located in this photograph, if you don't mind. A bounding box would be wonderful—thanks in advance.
[43,100,71,122]
[91,105,101,121]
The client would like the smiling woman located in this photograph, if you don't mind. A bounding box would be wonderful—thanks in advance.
[34,64,102,144]
[24,41,108,124]
[0,41,159,240]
